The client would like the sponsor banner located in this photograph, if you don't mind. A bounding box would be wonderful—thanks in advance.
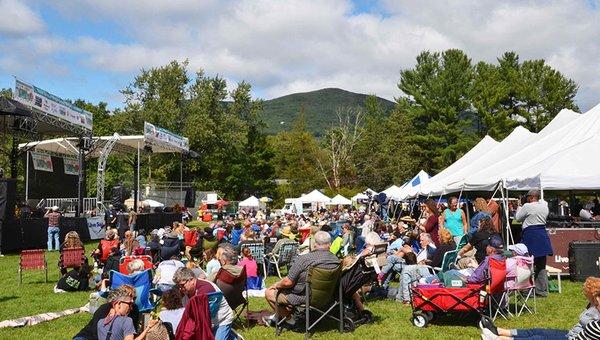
[31,152,53,172]
[86,216,106,240]
[144,121,189,152]
[63,157,80,175]
[13,79,93,131]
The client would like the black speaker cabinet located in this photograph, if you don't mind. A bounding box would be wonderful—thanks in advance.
[569,241,600,282]
[0,179,17,221]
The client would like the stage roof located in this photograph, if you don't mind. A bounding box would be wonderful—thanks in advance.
[19,134,188,159]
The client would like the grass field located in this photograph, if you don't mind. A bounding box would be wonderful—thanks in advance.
[0,244,584,339]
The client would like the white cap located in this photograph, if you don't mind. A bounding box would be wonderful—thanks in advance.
[52,206,59,211]
[507,243,529,256]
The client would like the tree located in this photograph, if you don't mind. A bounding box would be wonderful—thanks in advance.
[317,107,364,189]
[397,49,478,173]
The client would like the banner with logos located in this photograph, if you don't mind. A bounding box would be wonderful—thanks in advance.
[63,157,80,175]
[143,121,189,152]
[13,79,93,132]
[31,152,53,172]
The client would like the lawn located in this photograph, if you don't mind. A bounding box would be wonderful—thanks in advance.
[0,244,585,339]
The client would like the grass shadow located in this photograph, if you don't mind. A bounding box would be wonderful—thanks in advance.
[0,296,18,303]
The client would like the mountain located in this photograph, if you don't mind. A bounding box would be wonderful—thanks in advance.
[260,88,395,136]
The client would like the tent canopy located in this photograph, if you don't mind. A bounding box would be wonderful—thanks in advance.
[399,170,431,199]
[328,194,352,205]
[382,185,402,199]
[238,195,260,208]
[19,134,188,158]
[299,190,331,203]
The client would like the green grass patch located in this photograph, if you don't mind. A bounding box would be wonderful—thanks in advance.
[0,246,585,339]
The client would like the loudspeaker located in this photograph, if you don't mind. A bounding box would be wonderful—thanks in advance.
[569,241,600,281]
[110,185,128,210]
[0,179,17,221]
[184,187,196,208]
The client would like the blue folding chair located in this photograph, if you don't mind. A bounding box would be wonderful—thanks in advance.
[109,269,161,313]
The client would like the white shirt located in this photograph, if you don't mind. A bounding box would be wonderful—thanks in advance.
[580,209,593,221]
[159,308,184,332]
[154,260,185,285]
[515,201,549,229]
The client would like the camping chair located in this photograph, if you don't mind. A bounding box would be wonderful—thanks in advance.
[243,242,267,277]
[425,250,459,276]
[118,255,154,274]
[456,234,469,250]
[505,256,536,316]
[59,247,86,271]
[19,249,48,284]
[487,257,508,320]
[215,266,248,327]
[276,265,350,338]
[109,269,161,313]
[267,242,299,278]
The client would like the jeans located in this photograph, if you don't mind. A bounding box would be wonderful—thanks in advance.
[512,328,567,340]
[381,255,405,288]
[213,323,235,340]
[47,226,60,251]
[398,265,431,302]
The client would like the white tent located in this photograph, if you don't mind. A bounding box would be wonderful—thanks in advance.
[299,190,331,204]
[238,195,260,208]
[351,192,368,201]
[435,126,535,194]
[382,185,403,199]
[419,135,499,196]
[463,106,590,192]
[538,108,580,137]
[399,170,431,199]
[329,194,352,205]
[142,199,164,208]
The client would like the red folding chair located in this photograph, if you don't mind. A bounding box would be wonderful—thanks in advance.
[60,247,86,271]
[215,266,249,327]
[119,255,154,274]
[19,249,48,284]
[487,257,507,320]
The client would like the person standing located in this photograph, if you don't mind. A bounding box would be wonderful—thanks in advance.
[515,188,552,297]
[127,207,137,232]
[45,206,61,251]
[440,197,468,244]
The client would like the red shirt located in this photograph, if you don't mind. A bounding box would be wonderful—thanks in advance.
[46,212,61,227]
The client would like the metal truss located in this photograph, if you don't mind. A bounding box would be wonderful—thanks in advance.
[96,133,120,208]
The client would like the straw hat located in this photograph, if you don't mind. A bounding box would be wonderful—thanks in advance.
[281,226,295,238]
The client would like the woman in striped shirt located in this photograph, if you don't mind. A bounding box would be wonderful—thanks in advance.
[480,277,600,340]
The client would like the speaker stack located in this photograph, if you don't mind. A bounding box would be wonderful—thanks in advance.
[569,241,600,281]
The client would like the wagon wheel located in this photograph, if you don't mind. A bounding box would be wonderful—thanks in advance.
[424,311,434,321]
[412,312,428,328]
[362,309,374,323]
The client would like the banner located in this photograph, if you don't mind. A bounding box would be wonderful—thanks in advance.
[144,121,189,152]
[86,216,106,240]
[31,152,53,172]
[13,79,93,132]
[63,157,80,175]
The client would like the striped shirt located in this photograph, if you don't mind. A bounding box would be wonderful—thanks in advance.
[577,319,600,340]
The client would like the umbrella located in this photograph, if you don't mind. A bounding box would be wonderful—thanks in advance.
[142,199,165,208]
[259,197,272,203]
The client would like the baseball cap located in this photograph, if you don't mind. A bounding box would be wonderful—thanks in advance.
[488,234,504,250]
[507,243,529,256]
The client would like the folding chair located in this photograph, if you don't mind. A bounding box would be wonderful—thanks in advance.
[487,257,508,320]
[118,255,154,274]
[19,249,48,284]
[60,247,86,271]
[506,256,536,316]
[276,265,351,338]
[426,250,458,276]
[109,269,160,313]
[215,266,249,327]
[456,234,469,250]
[243,242,267,277]
[267,242,299,278]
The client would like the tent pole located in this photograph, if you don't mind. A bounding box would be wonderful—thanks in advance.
[180,154,183,206]
[25,151,29,202]
[134,141,140,213]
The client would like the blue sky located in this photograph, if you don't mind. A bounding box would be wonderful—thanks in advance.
[1,0,600,111]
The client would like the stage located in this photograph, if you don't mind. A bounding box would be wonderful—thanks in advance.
[1,212,181,253]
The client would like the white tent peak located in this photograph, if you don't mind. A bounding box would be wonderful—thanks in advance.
[300,190,331,203]
[238,196,260,208]
[329,194,352,205]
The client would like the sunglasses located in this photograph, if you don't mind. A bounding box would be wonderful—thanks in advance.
[119,300,134,307]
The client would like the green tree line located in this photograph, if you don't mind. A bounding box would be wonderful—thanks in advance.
[2,49,578,204]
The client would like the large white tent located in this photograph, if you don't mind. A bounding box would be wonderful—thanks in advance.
[238,195,260,208]
[329,194,352,205]
[435,126,536,195]
[462,106,589,192]
[398,170,431,199]
[299,190,331,204]
[382,185,403,199]
[418,135,498,196]
[351,188,377,202]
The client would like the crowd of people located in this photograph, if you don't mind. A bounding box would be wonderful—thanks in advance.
[47,188,600,339]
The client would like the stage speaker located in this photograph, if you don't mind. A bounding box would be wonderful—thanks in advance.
[0,179,17,221]
[569,241,600,281]
[184,187,196,208]
[111,185,127,210]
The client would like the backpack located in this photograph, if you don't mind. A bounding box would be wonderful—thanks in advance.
[100,239,120,262]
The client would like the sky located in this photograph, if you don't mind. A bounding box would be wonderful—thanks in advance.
[1,0,600,111]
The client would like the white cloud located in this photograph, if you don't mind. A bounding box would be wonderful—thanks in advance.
[3,0,600,110]
[0,0,44,36]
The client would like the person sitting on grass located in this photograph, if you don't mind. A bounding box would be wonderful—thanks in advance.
[55,262,92,293]
[263,231,340,329]
[59,231,86,275]
[74,285,140,340]
[480,276,600,340]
